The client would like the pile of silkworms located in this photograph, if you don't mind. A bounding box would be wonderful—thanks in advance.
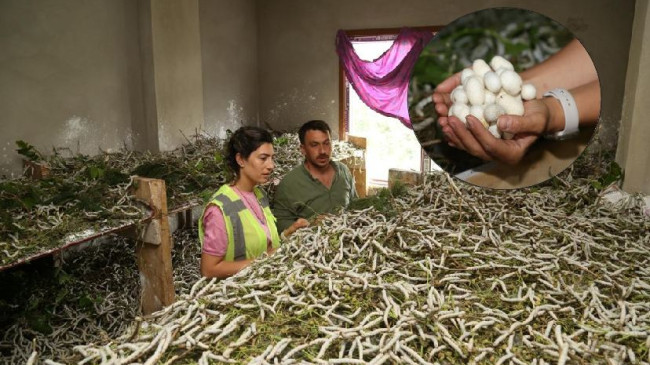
[0,133,359,363]
[50,157,648,365]
[0,229,204,364]
[0,133,359,268]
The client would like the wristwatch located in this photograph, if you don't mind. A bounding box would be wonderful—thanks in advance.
[543,88,579,140]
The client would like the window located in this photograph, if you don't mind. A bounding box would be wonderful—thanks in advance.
[339,28,439,189]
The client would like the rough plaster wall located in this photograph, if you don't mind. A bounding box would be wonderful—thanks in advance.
[199,0,258,138]
[0,0,140,177]
[150,0,204,151]
[257,0,634,142]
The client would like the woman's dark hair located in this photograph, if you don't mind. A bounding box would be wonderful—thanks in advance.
[226,126,273,178]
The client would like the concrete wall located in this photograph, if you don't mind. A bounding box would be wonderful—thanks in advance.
[0,0,636,176]
[618,0,650,194]
[0,0,142,177]
[199,0,259,138]
[148,0,204,151]
[257,0,635,142]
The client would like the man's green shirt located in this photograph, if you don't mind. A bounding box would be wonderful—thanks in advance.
[272,161,357,232]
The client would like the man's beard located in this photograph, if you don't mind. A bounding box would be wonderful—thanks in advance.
[311,154,330,166]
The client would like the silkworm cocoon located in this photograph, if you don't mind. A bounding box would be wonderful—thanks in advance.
[521,83,537,100]
[472,59,491,78]
[484,103,506,124]
[495,67,509,76]
[488,124,501,139]
[500,70,522,96]
[483,71,502,93]
[490,55,514,72]
[465,77,485,106]
[471,74,484,88]
[484,90,496,105]
[460,68,475,85]
[449,103,470,124]
[496,91,524,116]
[450,86,468,105]
[469,105,486,126]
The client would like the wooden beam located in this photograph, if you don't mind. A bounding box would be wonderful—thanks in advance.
[388,168,422,189]
[23,160,50,179]
[346,135,367,149]
[133,177,175,315]
[340,135,367,198]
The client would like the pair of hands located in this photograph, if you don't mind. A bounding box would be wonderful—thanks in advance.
[433,73,553,165]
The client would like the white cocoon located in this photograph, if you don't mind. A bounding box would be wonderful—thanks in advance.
[450,103,470,124]
[484,90,496,105]
[451,86,468,105]
[496,91,524,116]
[484,103,505,124]
[472,59,491,78]
[465,77,485,106]
[461,68,475,85]
[500,70,522,96]
[490,55,514,72]
[521,83,537,100]
[469,105,485,123]
[488,124,501,139]
[495,67,509,76]
[483,71,502,93]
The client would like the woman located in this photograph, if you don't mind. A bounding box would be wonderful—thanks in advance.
[199,126,308,278]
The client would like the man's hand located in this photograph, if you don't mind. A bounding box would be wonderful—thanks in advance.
[283,218,310,238]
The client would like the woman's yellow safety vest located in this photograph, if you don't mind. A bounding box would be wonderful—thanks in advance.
[198,185,280,261]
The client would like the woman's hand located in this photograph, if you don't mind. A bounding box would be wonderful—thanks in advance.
[442,114,539,165]
[439,97,568,165]
[432,71,461,121]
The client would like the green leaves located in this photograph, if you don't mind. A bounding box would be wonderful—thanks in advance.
[591,161,624,190]
[274,136,290,147]
[16,140,42,161]
[88,166,105,180]
[0,181,43,211]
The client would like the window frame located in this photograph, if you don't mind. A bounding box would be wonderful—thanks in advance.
[337,26,441,176]
[337,26,441,140]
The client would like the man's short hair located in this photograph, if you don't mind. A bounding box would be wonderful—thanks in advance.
[298,120,331,144]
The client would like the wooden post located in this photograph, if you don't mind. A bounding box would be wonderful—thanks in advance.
[23,160,50,179]
[341,135,367,198]
[133,177,175,315]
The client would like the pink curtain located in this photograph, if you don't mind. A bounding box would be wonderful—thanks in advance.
[336,28,433,128]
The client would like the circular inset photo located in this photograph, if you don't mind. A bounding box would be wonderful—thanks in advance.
[409,7,600,189]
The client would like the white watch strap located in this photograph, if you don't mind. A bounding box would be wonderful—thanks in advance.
[543,88,579,140]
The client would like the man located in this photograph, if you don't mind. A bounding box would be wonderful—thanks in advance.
[273,120,358,233]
